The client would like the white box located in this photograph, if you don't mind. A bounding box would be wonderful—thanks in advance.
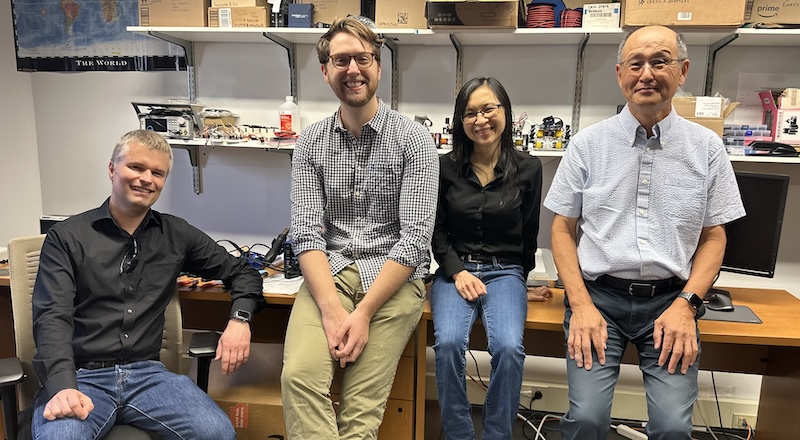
[582,3,620,28]
[776,109,800,146]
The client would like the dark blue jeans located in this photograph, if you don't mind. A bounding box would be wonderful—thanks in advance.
[32,360,234,440]
[560,280,699,440]
[431,261,527,440]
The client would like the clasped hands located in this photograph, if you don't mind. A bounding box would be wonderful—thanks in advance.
[323,306,370,368]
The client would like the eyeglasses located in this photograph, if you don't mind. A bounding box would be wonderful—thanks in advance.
[119,237,139,274]
[329,52,376,70]
[461,104,502,124]
[619,57,686,73]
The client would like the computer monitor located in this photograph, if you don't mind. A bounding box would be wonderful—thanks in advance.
[710,171,790,299]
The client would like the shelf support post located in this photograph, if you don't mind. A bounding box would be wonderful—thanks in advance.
[704,33,738,96]
[449,34,463,99]
[147,31,196,101]
[170,145,203,194]
[263,32,298,99]
[572,33,590,133]
[383,37,399,110]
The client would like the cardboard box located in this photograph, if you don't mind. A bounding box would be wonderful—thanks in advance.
[196,343,286,440]
[621,0,746,27]
[138,0,210,27]
[288,3,314,27]
[673,96,739,137]
[376,0,428,29]
[746,0,800,24]
[211,0,268,7]
[427,0,522,29]
[208,6,270,27]
[296,0,361,26]
[581,3,620,28]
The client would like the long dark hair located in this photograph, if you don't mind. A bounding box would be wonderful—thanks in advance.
[450,77,521,203]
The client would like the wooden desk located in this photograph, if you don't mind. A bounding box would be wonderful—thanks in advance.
[417,287,800,440]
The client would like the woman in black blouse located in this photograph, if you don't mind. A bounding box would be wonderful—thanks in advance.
[431,77,548,439]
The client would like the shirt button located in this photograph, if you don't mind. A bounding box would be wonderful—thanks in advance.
[127,309,133,314]
[127,286,133,291]
[123,333,129,339]
[642,179,648,184]
[639,239,646,245]
[646,147,651,152]
[639,209,645,215]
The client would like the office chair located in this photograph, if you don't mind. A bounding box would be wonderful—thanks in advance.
[0,235,220,440]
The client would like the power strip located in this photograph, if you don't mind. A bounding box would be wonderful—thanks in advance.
[616,424,648,439]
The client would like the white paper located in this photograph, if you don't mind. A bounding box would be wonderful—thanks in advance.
[262,273,304,295]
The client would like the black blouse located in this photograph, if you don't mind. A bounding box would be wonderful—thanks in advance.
[432,150,543,279]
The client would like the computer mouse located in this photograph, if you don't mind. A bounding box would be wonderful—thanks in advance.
[705,293,734,312]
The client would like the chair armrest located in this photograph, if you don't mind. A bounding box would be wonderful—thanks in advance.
[188,331,221,358]
[0,357,24,387]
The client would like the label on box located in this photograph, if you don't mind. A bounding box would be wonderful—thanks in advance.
[230,403,249,428]
[677,11,693,21]
[694,97,722,117]
[582,3,620,28]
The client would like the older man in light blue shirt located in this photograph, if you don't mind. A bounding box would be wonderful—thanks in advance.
[544,25,745,439]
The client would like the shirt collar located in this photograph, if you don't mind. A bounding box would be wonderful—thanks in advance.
[618,104,679,148]
[333,98,388,136]
[90,198,162,235]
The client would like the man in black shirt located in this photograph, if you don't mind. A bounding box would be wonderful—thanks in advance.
[31,129,266,439]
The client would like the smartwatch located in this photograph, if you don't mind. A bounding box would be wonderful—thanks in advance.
[677,292,704,317]
[231,309,252,324]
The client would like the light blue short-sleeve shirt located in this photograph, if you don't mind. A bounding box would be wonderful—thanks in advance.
[544,105,745,281]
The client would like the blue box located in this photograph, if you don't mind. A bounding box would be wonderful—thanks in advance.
[288,3,313,27]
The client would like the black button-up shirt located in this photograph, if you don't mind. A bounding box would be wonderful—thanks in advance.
[32,199,266,400]
[432,151,543,279]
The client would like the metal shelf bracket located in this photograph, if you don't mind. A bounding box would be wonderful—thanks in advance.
[383,37,400,110]
[263,32,298,99]
[449,34,463,99]
[704,33,739,96]
[170,144,203,194]
[147,31,197,101]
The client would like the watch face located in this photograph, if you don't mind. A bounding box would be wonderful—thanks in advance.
[234,310,251,321]
[682,292,702,309]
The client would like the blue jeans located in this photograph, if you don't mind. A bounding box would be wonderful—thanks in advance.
[560,280,699,440]
[431,261,527,440]
[32,360,234,440]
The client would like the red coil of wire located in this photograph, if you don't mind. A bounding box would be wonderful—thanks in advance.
[560,8,582,28]
[526,2,556,28]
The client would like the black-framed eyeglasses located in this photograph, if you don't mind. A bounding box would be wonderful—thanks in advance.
[329,52,376,70]
[461,104,502,124]
[119,237,139,274]
[619,57,686,73]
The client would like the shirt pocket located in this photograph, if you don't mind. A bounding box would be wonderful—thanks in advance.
[665,177,706,221]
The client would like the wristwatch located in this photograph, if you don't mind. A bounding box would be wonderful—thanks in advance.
[230,309,252,324]
[677,292,704,317]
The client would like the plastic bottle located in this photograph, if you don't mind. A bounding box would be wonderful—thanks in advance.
[440,117,452,147]
[279,96,299,133]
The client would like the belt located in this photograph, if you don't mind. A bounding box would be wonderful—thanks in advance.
[75,360,149,370]
[461,254,519,265]
[595,275,684,297]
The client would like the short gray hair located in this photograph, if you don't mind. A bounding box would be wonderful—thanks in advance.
[111,129,173,171]
[617,27,688,63]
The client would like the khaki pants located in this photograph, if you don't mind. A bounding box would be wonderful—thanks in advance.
[281,264,425,440]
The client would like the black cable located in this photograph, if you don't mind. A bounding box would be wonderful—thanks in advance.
[711,371,734,439]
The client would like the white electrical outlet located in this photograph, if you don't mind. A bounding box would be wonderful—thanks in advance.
[520,385,546,399]
[732,413,757,429]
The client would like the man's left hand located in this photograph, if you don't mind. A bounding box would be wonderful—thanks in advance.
[332,307,370,368]
[216,319,252,375]
[654,302,699,375]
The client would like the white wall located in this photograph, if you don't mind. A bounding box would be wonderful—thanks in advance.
[0,0,42,247]
[3,12,800,415]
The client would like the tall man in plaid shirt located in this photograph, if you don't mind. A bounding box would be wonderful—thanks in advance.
[280,17,439,439]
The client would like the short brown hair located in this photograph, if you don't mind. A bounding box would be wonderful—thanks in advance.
[316,17,384,65]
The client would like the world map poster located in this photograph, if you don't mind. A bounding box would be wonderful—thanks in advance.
[12,0,186,71]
